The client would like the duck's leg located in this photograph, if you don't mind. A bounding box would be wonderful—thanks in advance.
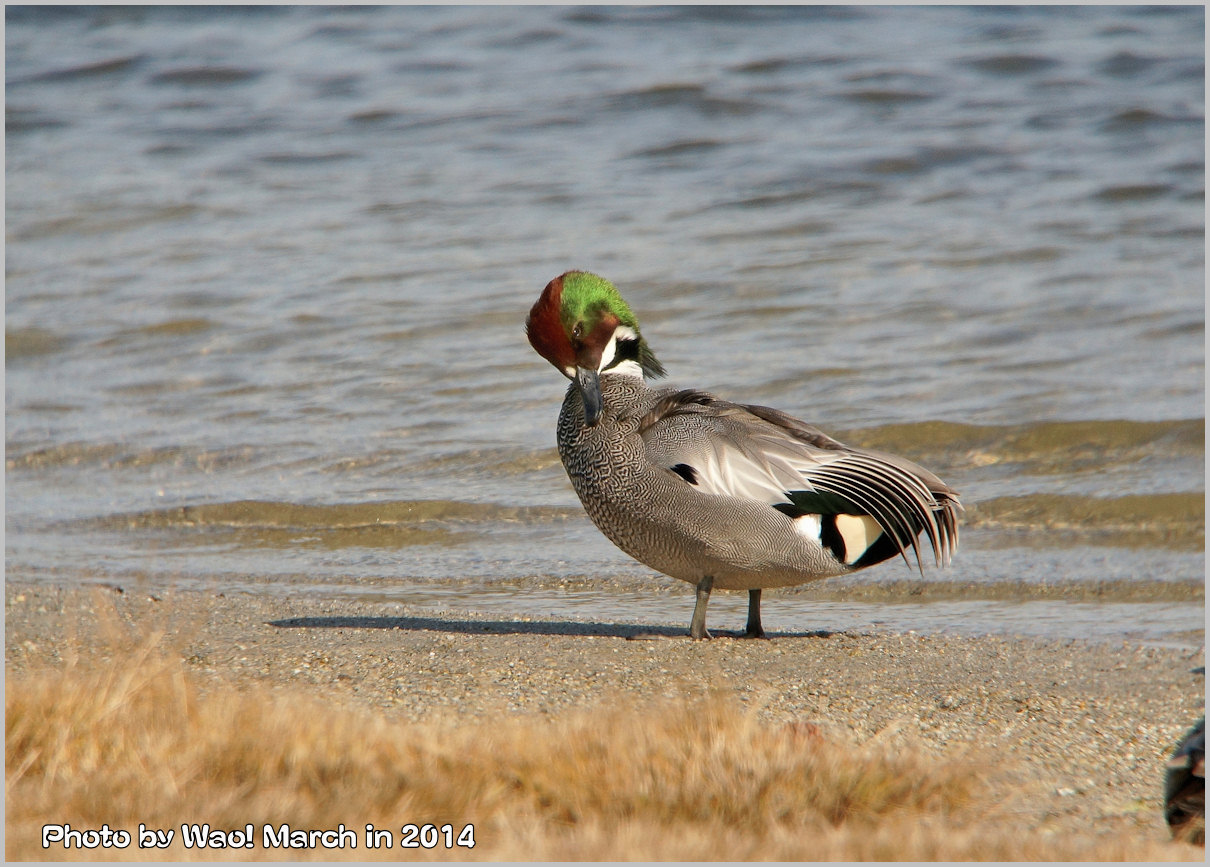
[689,575,714,639]
[741,588,767,639]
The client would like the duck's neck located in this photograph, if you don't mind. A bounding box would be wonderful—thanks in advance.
[602,359,644,380]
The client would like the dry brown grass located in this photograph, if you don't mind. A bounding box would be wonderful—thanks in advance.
[6,633,1201,862]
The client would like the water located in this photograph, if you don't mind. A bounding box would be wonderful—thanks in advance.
[6,6,1204,644]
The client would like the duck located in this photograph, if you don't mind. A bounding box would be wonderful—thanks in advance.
[526,271,961,639]
[1165,715,1205,844]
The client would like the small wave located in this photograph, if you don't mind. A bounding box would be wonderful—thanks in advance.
[716,177,884,211]
[136,318,215,337]
[258,151,356,165]
[601,83,758,117]
[348,109,400,125]
[844,417,1204,474]
[11,203,203,241]
[150,66,263,87]
[6,443,261,472]
[392,60,469,75]
[627,139,728,160]
[840,88,936,107]
[1093,183,1173,203]
[1097,50,1159,78]
[965,492,1204,550]
[1102,107,1201,132]
[732,56,842,75]
[26,54,144,84]
[7,442,124,470]
[6,327,69,361]
[783,575,1203,604]
[964,54,1060,76]
[929,246,1065,267]
[398,447,564,477]
[485,27,565,49]
[68,499,582,551]
[98,499,579,530]
[5,107,69,134]
[705,220,833,243]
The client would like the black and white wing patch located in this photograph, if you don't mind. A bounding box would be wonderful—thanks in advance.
[639,389,961,571]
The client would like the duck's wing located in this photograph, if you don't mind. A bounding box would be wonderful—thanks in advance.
[636,389,961,571]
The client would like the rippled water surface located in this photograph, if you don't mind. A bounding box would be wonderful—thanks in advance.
[6,6,1204,643]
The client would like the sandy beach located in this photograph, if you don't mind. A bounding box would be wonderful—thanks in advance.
[6,576,1204,859]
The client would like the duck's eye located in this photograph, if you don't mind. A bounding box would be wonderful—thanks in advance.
[572,322,584,341]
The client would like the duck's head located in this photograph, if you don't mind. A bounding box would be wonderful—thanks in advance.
[526,271,665,426]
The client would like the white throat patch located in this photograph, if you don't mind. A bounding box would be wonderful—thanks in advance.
[599,325,643,379]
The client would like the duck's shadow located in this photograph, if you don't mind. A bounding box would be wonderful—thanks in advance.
[267,614,834,641]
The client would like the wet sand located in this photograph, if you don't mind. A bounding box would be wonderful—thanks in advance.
[6,578,1204,843]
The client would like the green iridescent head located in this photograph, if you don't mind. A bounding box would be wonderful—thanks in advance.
[526,271,665,425]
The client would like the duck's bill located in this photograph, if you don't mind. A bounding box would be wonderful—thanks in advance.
[576,366,602,427]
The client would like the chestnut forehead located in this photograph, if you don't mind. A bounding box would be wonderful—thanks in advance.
[529,275,564,332]
[526,276,575,367]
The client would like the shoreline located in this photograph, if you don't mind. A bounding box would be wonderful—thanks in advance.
[5,566,1203,651]
[6,578,1205,854]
